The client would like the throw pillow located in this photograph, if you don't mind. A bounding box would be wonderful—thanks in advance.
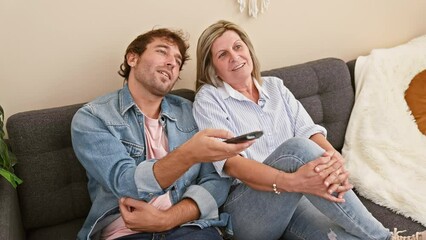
[405,69,426,135]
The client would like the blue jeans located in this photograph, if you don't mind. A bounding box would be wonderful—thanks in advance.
[223,138,392,240]
[115,226,222,240]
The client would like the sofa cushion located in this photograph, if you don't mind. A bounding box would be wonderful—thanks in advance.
[26,218,85,240]
[6,103,91,234]
[261,58,354,151]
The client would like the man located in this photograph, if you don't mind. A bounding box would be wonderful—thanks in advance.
[71,28,252,240]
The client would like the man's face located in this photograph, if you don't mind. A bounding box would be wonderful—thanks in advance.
[128,38,183,97]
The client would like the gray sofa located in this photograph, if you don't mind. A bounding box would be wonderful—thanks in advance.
[1,58,424,240]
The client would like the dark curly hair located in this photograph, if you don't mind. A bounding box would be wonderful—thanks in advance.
[118,28,190,80]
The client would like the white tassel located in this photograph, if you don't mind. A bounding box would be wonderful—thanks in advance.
[249,0,259,18]
[238,0,270,18]
[237,0,245,13]
[261,0,270,13]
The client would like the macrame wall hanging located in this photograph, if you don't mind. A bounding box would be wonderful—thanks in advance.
[237,0,270,18]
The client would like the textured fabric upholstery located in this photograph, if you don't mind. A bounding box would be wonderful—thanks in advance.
[6,103,90,240]
[262,58,354,151]
[2,58,423,240]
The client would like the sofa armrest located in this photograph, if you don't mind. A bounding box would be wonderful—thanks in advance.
[346,59,356,93]
[0,178,25,240]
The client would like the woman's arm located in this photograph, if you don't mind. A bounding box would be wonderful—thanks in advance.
[224,154,347,203]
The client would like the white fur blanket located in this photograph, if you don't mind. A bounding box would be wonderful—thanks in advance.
[342,34,426,226]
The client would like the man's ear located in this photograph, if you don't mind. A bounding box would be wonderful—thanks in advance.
[126,52,139,67]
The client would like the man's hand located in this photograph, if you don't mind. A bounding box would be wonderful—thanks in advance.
[178,128,254,164]
[154,128,252,188]
[119,197,200,232]
[119,198,172,232]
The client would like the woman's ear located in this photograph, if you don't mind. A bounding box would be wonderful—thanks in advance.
[126,52,138,68]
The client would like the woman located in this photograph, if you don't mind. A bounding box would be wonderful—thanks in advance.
[193,20,420,240]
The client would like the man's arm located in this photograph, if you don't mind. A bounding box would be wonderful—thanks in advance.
[120,164,233,232]
[120,163,232,232]
[119,198,199,232]
[120,129,251,231]
[152,128,252,189]
[71,106,141,198]
[152,129,247,221]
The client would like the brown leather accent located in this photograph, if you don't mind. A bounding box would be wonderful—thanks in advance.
[405,69,426,135]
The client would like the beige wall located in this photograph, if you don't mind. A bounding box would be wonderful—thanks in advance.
[1,0,426,126]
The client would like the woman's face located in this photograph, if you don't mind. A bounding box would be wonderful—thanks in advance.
[210,30,253,85]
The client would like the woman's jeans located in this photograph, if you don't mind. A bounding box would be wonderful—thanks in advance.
[223,137,392,240]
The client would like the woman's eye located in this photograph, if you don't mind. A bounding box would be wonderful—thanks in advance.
[218,52,226,58]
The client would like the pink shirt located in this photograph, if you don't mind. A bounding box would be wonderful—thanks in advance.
[101,116,172,240]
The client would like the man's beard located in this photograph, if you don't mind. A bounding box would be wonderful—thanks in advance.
[149,78,176,97]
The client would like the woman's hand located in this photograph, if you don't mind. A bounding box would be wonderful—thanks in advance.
[307,133,353,199]
[314,151,353,199]
[283,152,349,203]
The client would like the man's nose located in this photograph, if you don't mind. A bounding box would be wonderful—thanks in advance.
[166,62,174,69]
[165,55,176,68]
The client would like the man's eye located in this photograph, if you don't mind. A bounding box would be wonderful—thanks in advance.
[176,60,182,66]
[157,49,166,55]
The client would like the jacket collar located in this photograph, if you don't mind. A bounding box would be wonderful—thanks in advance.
[118,84,177,122]
[119,84,137,116]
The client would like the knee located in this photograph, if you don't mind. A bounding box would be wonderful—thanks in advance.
[282,137,324,156]
[267,137,325,171]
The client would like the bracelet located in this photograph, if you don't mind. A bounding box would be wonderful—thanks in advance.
[272,170,281,195]
[272,183,281,195]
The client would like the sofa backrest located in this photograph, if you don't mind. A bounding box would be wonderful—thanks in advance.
[6,103,90,234]
[262,58,355,151]
[4,57,355,236]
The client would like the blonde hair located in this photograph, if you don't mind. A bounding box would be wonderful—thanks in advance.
[196,20,262,91]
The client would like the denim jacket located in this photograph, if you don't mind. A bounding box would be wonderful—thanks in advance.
[71,85,231,240]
